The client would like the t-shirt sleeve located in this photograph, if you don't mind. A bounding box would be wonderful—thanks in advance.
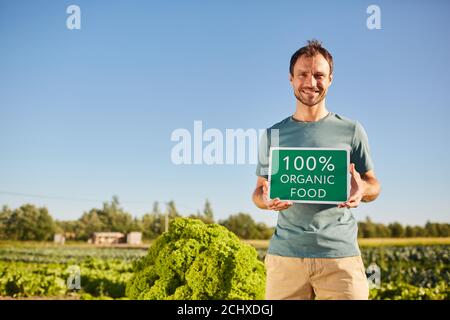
[255,129,270,179]
[350,121,374,174]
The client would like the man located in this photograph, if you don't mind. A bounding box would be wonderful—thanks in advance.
[252,40,381,300]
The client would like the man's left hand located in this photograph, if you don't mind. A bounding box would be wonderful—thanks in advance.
[338,163,366,209]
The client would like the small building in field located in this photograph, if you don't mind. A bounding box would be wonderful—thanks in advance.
[90,232,125,244]
[53,233,66,245]
[126,232,142,245]
[64,232,76,240]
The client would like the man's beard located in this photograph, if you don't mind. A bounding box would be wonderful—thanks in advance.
[294,89,327,107]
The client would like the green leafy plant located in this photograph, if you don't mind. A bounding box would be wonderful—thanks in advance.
[126,218,265,300]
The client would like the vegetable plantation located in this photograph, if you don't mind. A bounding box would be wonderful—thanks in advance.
[0,221,448,300]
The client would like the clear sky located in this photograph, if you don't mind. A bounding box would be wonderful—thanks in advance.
[1,0,449,227]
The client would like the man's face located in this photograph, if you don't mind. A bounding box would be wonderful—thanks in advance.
[289,54,333,107]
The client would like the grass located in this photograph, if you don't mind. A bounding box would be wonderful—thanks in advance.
[1,237,449,251]
[357,237,450,247]
[0,240,153,249]
[243,237,450,249]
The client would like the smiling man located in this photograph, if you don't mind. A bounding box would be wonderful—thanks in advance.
[252,40,381,300]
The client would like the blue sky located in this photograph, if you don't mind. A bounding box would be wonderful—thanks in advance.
[1,0,449,226]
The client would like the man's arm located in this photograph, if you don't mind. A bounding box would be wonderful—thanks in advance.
[338,163,381,208]
[252,176,293,211]
[360,170,381,202]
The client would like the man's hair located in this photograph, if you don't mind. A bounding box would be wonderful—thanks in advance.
[289,39,334,76]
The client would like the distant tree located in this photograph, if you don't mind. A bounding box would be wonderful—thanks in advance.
[152,201,161,215]
[358,217,377,238]
[375,223,391,238]
[5,201,450,241]
[405,226,415,237]
[188,210,204,223]
[388,222,405,238]
[77,209,106,240]
[130,217,143,233]
[425,221,438,237]
[75,196,134,240]
[5,204,56,241]
[188,200,215,224]
[437,223,450,237]
[98,196,133,233]
[141,212,164,239]
[219,213,257,239]
[411,225,427,237]
[203,199,214,223]
[55,220,79,238]
[166,200,179,219]
[219,213,272,239]
[0,205,12,240]
[256,222,274,239]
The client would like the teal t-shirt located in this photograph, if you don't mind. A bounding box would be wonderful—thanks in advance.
[256,112,374,258]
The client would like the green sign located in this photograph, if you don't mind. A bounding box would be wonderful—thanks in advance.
[268,148,349,204]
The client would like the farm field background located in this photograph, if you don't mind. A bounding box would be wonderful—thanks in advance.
[0,238,448,300]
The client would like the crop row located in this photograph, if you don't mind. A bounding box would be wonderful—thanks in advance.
[0,245,448,299]
[0,247,147,264]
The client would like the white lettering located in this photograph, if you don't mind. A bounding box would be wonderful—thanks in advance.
[66,5,81,30]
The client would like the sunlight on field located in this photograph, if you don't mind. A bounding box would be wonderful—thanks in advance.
[2,238,449,250]
[243,237,450,249]
[0,238,449,299]
[357,237,450,247]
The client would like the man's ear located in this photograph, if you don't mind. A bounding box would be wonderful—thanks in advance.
[288,73,293,83]
[329,73,333,85]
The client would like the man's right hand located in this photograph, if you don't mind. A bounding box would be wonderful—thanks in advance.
[253,177,294,211]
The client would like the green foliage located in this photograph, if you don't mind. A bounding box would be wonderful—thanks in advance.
[425,221,450,237]
[0,246,146,264]
[362,245,450,300]
[388,222,405,238]
[370,281,449,300]
[0,204,56,241]
[77,210,106,240]
[126,218,265,300]
[0,259,134,298]
[357,216,450,238]
[219,213,273,240]
[141,212,165,239]
[0,246,143,298]
[0,242,448,300]
[166,200,180,219]
[3,199,449,241]
[76,196,134,240]
[0,262,67,297]
[202,199,214,223]
[0,206,12,238]
[79,259,134,298]
[361,245,450,288]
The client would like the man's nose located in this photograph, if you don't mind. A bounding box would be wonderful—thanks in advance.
[304,75,317,88]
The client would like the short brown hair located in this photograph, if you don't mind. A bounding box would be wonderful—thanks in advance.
[289,39,334,76]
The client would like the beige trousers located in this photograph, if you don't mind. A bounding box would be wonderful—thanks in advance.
[265,254,369,300]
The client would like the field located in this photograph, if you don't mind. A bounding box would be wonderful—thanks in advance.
[0,239,448,300]
[243,237,450,248]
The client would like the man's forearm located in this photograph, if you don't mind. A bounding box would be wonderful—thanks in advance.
[361,178,381,202]
[252,188,268,209]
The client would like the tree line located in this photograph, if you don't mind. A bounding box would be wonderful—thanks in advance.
[357,216,449,238]
[0,197,274,241]
[0,197,449,241]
